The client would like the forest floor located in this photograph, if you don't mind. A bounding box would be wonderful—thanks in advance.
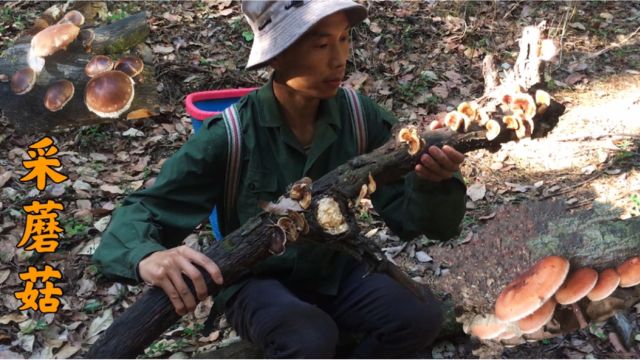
[1,1,639,358]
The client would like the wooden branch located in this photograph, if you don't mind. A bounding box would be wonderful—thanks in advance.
[0,12,157,133]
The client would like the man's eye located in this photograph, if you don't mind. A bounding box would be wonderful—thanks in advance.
[316,44,328,48]
[340,36,349,42]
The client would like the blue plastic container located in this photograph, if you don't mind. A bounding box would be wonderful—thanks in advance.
[185,88,258,240]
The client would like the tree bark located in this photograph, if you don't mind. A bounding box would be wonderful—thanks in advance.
[0,12,158,133]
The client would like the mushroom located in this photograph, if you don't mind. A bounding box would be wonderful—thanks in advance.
[114,56,144,82]
[0,73,8,82]
[84,70,135,118]
[514,115,533,139]
[503,115,519,130]
[510,93,537,120]
[85,55,114,78]
[495,255,570,322]
[316,197,349,235]
[277,217,298,242]
[484,119,502,141]
[397,127,422,155]
[79,29,95,51]
[57,10,85,27]
[290,177,312,200]
[457,101,478,121]
[29,22,80,73]
[587,268,620,301]
[44,79,74,112]
[617,256,640,288]
[368,173,376,194]
[517,298,557,334]
[467,314,510,340]
[535,90,551,115]
[10,67,36,95]
[555,267,598,305]
[444,111,470,132]
[287,211,309,235]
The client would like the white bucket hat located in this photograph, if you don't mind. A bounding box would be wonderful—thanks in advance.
[241,0,368,70]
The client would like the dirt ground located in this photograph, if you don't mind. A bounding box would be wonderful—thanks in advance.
[0,1,639,358]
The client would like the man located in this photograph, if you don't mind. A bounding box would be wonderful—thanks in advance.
[93,1,467,357]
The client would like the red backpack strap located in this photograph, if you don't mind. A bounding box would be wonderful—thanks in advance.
[343,87,368,154]
[222,104,242,230]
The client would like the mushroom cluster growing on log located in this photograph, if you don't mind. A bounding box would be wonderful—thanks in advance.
[464,255,640,343]
[8,8,144,117]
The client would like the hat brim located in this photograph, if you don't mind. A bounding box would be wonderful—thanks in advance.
[245,1,367,70]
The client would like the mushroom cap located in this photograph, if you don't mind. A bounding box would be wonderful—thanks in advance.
[10,67,36,95]
[457,101,478,120]
[503,115,519,130]
[485,119,501,140]
[114,56,144,78]
[511,93,537,119]
[555,267,598,305]
[31,22,80,58]
[85,55,114,77]
[58,10,85,27]
[44,79,75,112]
[84,70,135,118]
[517,298,556,334]
[617,256,640,288]
[445,111,464,132]
[468,314,509,340]
[587,268,620,301]
[495,255,570,322]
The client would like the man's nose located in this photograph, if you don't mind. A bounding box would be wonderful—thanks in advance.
[329,43,348,69]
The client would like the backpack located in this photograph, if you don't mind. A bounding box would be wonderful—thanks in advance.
[220,87,367,235]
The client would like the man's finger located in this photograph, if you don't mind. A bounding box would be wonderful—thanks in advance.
[168,268,197,314]
[418,155,452,179]
[177,257,209,301]
[415,164,444,182]
[428,146,460,173]
[442,145,466,164]
[158,279,187,316]
[184,248,224,286]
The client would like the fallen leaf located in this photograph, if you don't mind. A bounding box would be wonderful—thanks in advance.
[100,184,124,194]
[0,269,9,285]
[122,128,145,137]
[199,330,220,343]
[369,21,382,34]
[505,182,529,193]
[570,22,586,31]
[416,251,432,263]
[565,73,587,86]
[126,108,155,120]
[54,343,81,359]
[0,313,28,325]
[467,182,486,201]
[432,84,449,99]
[162,12,182,22]
[94,216,112,232]
[17,334,34,352]
[152,44,174,54]
[605,168,621,175]
[87,309,113,339]
[478,212,496,221]
[0,172,12,188]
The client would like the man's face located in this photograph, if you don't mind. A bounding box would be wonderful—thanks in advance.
[271,11,350,99]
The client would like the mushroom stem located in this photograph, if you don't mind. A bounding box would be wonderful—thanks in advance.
[571,303,588,329]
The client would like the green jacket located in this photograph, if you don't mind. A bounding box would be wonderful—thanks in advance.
[92,79,466,310]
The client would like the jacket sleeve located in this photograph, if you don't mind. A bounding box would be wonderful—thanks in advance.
[92,116,228,283]
[361,95,467,241]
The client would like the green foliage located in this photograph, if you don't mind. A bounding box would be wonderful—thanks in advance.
[242,30,254,42]
[182,323,204,339]
[83,299,103,314]
[357,210,372,223]
[630,193,640,217]
[20,319,48,335]
[63,218,89,237]
[107,9,128,22]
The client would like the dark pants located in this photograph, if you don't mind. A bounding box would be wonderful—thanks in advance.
[224,263,443,358]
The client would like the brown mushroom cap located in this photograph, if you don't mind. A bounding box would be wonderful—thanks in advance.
[84,70,135,118]
[511,94,537,119]
[31,22,80,58]
[555,267,598,305]
[485,119,501,141]
[44,79,74,112]
[114,56,144,78]
[58,10,85,27]
[468,314,509,340]
[503,115,519,130]
[587,268,620,301]
[617,256,640,288]
[517,298,556,334]
[85,55,114,78]
[10,67,36,95]
[495,255,570,322]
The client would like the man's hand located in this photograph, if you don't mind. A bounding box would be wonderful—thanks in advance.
[138,245,224,315]
[414,120,465,182]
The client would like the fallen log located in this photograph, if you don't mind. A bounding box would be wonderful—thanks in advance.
[0,11,158,133]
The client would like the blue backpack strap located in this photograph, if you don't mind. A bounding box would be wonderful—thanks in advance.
[343,87,368,155]
[222,104,242,232]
